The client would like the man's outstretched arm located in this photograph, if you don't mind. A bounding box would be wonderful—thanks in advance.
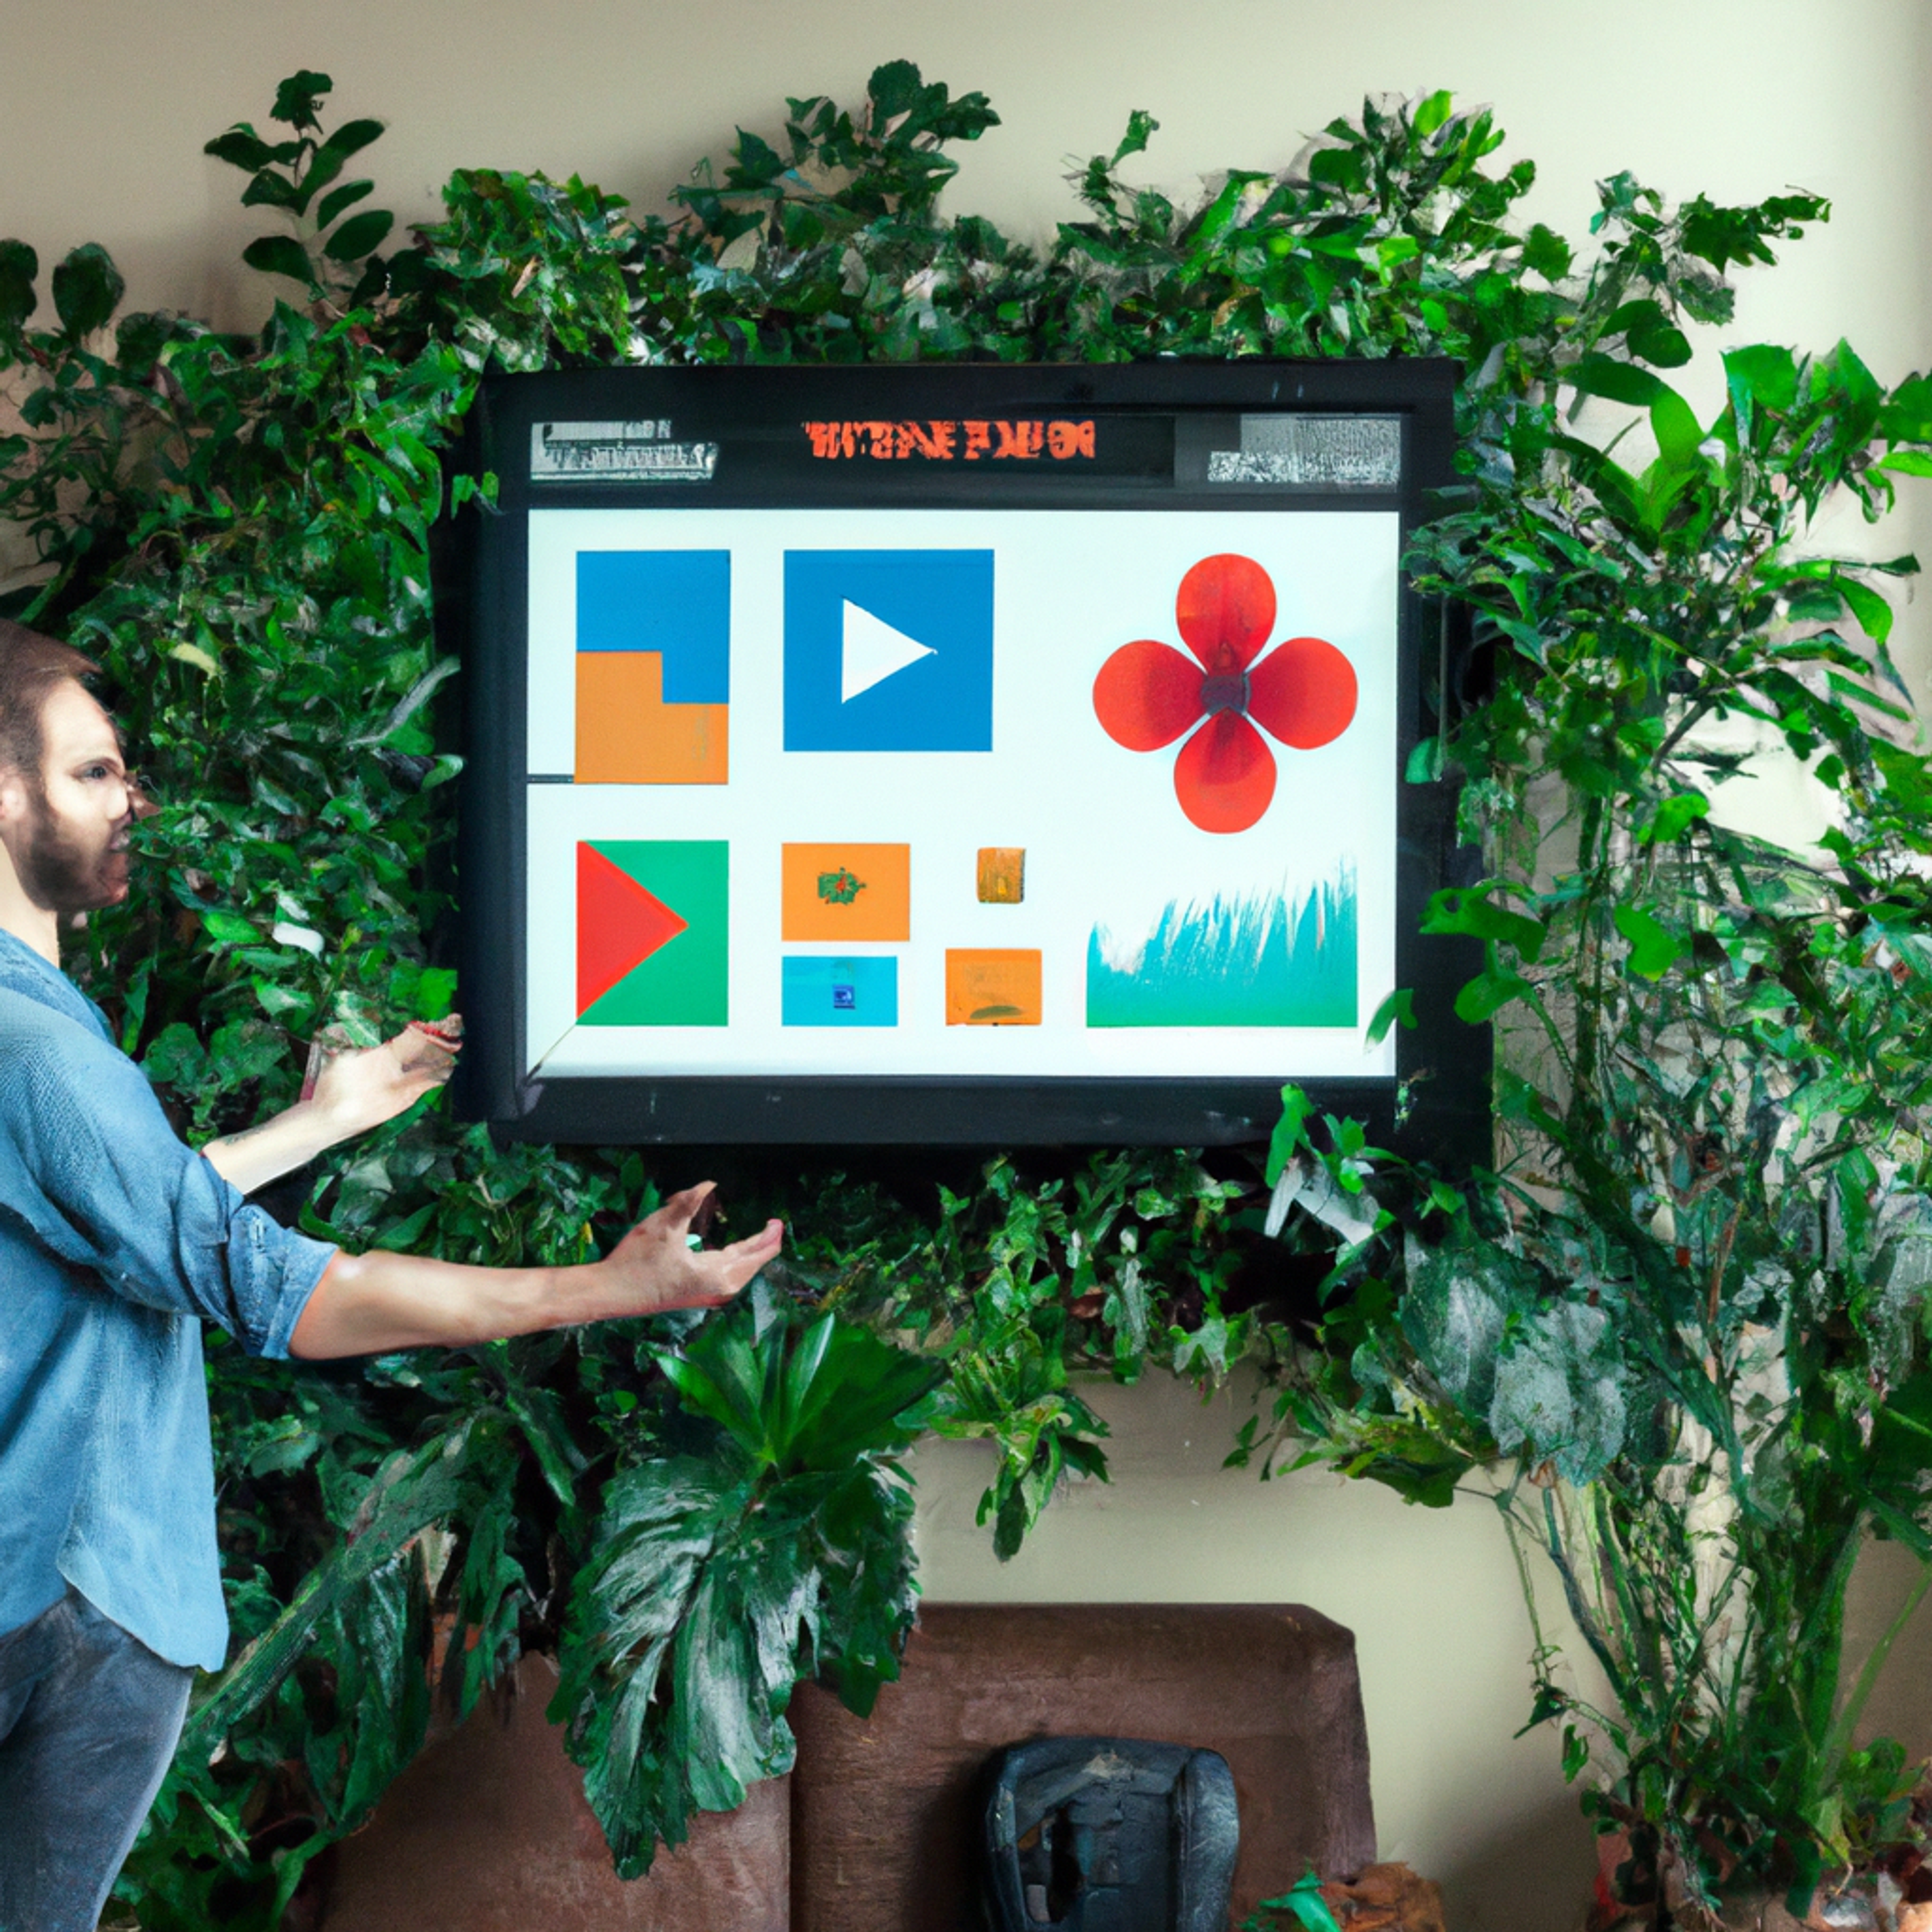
[287,1183,783,1359]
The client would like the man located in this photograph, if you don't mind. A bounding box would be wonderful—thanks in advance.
[0,619,783,1928]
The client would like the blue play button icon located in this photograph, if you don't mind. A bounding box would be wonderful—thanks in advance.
[783,549,995,751]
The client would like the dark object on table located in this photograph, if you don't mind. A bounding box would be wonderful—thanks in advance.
[982,1737,1239,1932]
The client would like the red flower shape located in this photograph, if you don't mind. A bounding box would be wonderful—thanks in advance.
[1093,554,1359,833]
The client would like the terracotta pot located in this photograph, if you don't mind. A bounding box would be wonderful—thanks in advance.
[1585,1830,1897,1932]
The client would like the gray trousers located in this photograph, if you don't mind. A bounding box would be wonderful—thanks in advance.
[0,1589,191,1932]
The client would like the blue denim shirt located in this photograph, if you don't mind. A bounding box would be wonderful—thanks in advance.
[0,931,336,1669]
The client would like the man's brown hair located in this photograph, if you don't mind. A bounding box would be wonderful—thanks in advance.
[0,619,98,777]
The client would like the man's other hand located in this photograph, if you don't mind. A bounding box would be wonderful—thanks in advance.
[595,1183,785,1318]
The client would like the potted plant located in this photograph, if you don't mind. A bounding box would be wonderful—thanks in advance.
[1236,150,1932,1932]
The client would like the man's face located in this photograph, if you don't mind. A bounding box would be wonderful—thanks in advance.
[0,678,149,916]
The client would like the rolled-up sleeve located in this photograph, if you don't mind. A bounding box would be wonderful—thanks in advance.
[0,1027,337,1359]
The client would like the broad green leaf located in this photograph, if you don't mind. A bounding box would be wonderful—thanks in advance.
[1568,352,1665,409]
[1365,987,1416,1046]
[183,1419,497,1757]
[316,179,376,230]
[1454,966,1533,1022]
[1879,372,1932,444]
[51,243,124,339]
[1265,1084,1316,1185]
[1412,90,1454,138]
[240,173,305,213]
[1724,342,1799,415]
[1603,298,1690,369]
[658,1346,767,1458]
[271,69,335,128]
[203,128,284,172]
[1520,222,1571,282]
[0,238,37,329]
[141,1021,211,1089]
[303,120,388,208]
[200,908,258,946]
[242,233,318,288]
[550,1456,745,1873]
[778,1319,943,1472]
[1643,791,1710,843]
[1421,886,1546,961]
[1816,337,1882,438]
[1632,319,1691,369]
[1649,384,1704,468]
[314,117,386,167]
[324,209,396,263]
[1838,574,1893,646]
[1613,904,1683,980]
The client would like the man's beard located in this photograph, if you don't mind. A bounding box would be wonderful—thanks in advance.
[12,784,127,916]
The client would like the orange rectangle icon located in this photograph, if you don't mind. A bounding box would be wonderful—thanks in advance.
[576,653,728,784]
[976,847,1025,904]
[782,843,912,942]
[945,949,1042,1026]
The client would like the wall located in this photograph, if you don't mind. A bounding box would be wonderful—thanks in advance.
[5,5,1930,1927]
[909,1374,1602,1932]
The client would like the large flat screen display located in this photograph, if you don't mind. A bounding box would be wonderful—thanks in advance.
[452,364,1485,1150]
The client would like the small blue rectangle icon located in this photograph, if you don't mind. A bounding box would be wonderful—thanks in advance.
[782,956,898,1027]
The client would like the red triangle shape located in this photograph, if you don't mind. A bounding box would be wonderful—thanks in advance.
[578,844,689,1014]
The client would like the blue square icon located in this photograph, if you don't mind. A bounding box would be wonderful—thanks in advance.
[782,956,899,1027]
[783,550,994,752]
[578,551,730,702]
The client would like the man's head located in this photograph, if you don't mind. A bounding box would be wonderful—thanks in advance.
[0,619,147,919]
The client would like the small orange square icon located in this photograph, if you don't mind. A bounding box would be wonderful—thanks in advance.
[945,949,1041,1026]
[976,847,1025,904]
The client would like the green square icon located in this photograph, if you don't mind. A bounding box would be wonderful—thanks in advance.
[577,839,729,1026]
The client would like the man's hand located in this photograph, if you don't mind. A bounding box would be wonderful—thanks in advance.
[307,1018,462,1139]
[288,1180,785,1359]
[590,1183,785,1319]
[203,1018,462,1194]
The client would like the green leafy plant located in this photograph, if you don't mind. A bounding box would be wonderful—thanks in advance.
[7,60,1932,1931]
[551,1282,943,1872]
[205,70,394,301]
[1223,127,1932,1932]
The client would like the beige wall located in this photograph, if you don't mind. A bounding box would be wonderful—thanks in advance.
[912,1376,1932,1932]
[7,5,1931,1926]
[909,1374,1603,1931]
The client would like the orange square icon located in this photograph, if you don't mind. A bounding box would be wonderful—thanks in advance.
[945,949,1041,1026]
[976,847,1025,904]
[575,653,728,784]
[782,843,911,942]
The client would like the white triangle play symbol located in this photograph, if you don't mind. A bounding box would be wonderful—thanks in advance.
[841,599,936,702]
